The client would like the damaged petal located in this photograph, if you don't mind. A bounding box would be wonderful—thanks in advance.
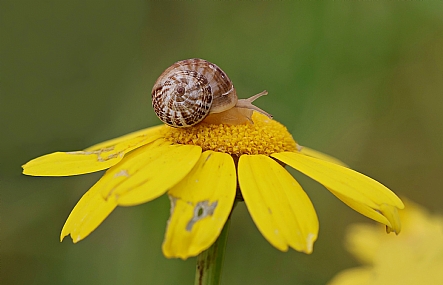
[165,195,178,230]
[66,146,124,163]
[169,195,177,216]
[65,146,115,155]
[305,233,316,254]
[114,169,130,178]
[186,200,218,232]
[296,143,303,152]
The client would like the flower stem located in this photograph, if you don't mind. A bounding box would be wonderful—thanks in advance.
[194,212,233,285]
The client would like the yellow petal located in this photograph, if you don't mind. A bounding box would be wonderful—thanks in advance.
[272,152,404,210]
[379,204,401,234]
[330,199,443,284]
[327,267,373,285]
[298,145,348,167]
[23,125,165,176]
[344,224,383,264]
[84,125,164,151]
[60,180,117,243]
[328,188,392,228]
[162,151,236,259]
[238,155,318,254]
[100,139,202,206]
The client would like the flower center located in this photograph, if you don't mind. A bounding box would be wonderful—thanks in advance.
[163,112,297,155]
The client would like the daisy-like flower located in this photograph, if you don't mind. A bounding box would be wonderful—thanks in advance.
[328,199,443,285]
[22,112,404,259]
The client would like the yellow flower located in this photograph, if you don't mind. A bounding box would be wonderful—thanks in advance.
[22,112,404,259]
[328,199,443,285]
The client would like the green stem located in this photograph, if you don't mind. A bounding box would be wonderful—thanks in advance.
[194,210,233,285]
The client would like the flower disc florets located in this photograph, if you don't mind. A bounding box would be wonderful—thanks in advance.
[163,113,297,156]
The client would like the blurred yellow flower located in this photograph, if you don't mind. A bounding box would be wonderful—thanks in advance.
[22,112,404,259]
[328,199,443,285]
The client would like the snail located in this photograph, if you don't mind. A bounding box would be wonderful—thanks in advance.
[151,58,272,128]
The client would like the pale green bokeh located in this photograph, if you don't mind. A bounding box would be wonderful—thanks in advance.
[2,1,443,284]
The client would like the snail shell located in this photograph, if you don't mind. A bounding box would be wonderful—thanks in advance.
[151,58,272,128]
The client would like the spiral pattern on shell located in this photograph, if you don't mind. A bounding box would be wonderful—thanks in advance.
[151,58,237,128]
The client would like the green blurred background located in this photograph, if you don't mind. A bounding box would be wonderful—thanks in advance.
[2,1,443,284]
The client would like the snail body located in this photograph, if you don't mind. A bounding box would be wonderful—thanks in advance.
[151,58,271,128]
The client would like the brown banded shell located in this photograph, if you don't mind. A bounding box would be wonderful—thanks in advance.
[151,58,237,128]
